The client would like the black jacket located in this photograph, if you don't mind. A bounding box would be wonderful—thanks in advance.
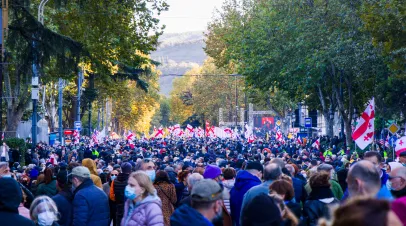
[0,178,35,226]
[52,190,73,226]
[113,173,129,224]
[303,199,338,226]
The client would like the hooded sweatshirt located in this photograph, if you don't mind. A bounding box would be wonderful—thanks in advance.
[0,178,35,226]
[230,170,261,226]
[82,158,102,188]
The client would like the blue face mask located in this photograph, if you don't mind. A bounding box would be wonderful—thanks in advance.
[125,185,137,200]
[2,174,12,178]
[111,175,117,181]
[146,170,156,182]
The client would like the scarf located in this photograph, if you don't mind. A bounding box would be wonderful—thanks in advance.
[308,186,334,200]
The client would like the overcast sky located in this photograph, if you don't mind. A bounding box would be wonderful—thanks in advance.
[157,0,225,33]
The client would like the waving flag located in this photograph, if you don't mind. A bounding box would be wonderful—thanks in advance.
[73,129,80,144]
[312,138,320,149]
[395,136,406,157]
[127,131,135,141]
[92,130,99,144]
[352,98,375,150]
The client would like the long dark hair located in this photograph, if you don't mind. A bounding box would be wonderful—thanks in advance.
[44,168,54,184]
[154,170,171,184]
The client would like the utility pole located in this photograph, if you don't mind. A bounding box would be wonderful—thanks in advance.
[58,78,63,143]
[76,69,83,123]
[0,0,8,135]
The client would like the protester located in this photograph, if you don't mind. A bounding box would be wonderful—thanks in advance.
[179,173,204,206]
[81,158,102,188]
[240,193,282,226]
[36,168,57,197]
[362,151,392,199]
[0,161,11,177]
[240,163,282,220]
[305,164,343,200]
[29,196,59,226]
[230,161,263,226]
[222,167,236,213]
[175,170,190,207]
[52,169,73,226]
[0,177,35,226]
[171,179,224,226]
[111,162,132,225]
[326,197,402,226]
[269,179,301,219]
[388,166,406,198]
[121,171,164,226]
[346,160,383,198]
[0,142,10,162]
[71,166,110,226]
[269,194,299,226]
[303,172,338,226]
[154,170,177,226]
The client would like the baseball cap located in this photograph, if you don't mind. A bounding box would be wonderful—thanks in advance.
[71,166,91,178]
[191,179,223,202]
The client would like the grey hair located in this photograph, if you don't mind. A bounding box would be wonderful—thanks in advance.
[187,173,203,188]
[264,163,282,181]
[317,164,334,172]
[29,196,59,224]
[349,160,381,193]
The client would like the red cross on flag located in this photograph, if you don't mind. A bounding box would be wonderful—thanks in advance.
[395,136,406,157]
[276,131,283,142]
[352,98,375,150]
[312,138,320,149]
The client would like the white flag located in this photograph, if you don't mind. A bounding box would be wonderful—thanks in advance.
[352,98,375,150]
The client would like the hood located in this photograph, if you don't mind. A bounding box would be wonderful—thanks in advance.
[117,172,129,182]
[223,179,235,190]
[234,170,261,190]
[170,203,208,226]
[0,178,22,213]
[82,158,98,175]
[135,191,162,208]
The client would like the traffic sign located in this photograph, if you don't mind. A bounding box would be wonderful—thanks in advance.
[74,121,82,131]
[305,117,312,128]
[388,123,400,135]
[276,120,282,127]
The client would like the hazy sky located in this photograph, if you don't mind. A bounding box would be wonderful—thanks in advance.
[158,0,226,33]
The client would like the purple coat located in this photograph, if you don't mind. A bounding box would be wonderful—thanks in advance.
[121,194,164,226]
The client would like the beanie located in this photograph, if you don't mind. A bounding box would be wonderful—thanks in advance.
[203,165,221,179]
[121,162,132,174]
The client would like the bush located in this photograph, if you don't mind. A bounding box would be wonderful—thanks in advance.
[3,138,28,166]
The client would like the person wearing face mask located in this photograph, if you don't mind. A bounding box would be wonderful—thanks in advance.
[110,162,132,225]
[388,167,406,198]
[121,171,164,226]
[52,168,73,226]
[71,166,110,226]
[29,196,59,226]
[171,179,225,226]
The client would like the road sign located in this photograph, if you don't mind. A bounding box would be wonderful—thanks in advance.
[74,121,82,131]
[276,120,282,127]
[305,117,312,128]
[388,123,400,135]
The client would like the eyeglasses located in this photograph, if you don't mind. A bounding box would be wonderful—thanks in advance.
[111,174,118,176]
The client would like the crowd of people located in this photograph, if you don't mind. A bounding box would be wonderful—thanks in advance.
[0,135,405,226]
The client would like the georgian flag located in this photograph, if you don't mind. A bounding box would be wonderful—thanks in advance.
[73,129,80,144]
[352,98,375,150]
[395,136,406,157]
[127,131,135,141]
[276,131,283,142]
[155,127,164,138]
[385,134,390,148]
[312,138,320,149]
[297,136,303,145]
[92,130,99,144]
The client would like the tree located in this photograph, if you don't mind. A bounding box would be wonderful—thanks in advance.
[205,0,389,146]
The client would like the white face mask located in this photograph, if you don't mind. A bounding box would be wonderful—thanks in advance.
[38,212,55,226]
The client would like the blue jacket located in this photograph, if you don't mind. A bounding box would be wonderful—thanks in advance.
[230,170,261,226]
[170,203,213,226]
[52,191,73,226]
[72,178,110,226]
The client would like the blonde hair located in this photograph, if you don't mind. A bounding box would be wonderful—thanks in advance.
[129,171,156,197]
[29,196,59,224]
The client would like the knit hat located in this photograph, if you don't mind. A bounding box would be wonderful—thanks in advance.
[203,165,222,179]
[241,193,282,226]
[245,161,264,173]
[121,162,132,174]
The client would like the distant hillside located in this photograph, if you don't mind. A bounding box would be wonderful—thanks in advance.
[151,31,207,96]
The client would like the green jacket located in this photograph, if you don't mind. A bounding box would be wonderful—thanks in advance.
[323,150,333,157]
[305,179,344,200]
[36,180,57,197]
